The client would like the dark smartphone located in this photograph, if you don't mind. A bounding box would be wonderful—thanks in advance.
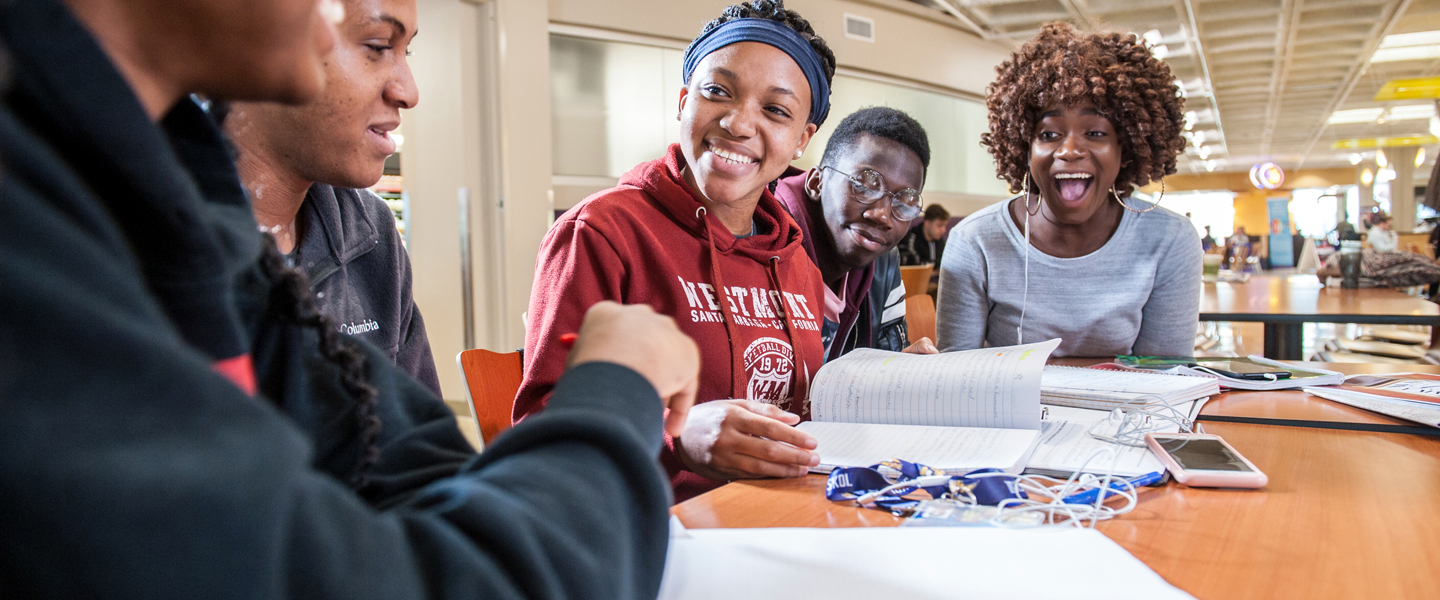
[1200,361,1292,380]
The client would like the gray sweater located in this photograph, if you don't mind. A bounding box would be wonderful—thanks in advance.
[937,198,1202,357]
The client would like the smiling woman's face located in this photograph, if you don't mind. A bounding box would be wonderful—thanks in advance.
[1028,102,1123,224]
[678,42,816,209]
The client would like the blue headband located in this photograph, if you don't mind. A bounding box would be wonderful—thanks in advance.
[682,18,831,126]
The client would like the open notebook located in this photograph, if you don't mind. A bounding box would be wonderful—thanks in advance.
[798,340,1059,474]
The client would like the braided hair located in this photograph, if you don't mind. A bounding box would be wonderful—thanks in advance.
[690,0,837,87]
[257,236,381,490]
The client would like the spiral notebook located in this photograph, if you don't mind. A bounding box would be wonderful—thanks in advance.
[1040,366,1219,410]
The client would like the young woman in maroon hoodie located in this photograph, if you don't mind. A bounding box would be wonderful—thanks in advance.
[517,0,834,501]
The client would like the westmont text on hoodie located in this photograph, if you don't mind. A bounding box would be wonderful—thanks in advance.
[517,144,826,501]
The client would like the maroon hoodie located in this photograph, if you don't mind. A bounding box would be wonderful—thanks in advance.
[517,144,826,501]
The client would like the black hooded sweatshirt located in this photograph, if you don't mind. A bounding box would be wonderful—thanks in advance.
[0,1,671,599]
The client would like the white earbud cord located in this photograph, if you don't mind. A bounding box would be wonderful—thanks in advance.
[1018,182,1033,345]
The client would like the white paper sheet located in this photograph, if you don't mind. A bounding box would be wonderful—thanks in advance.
[809,339,1059,430]
[1025,406,1176,478]
[1304,387,1440,428]
[797,421,1040,474]
[659,519,1195,600]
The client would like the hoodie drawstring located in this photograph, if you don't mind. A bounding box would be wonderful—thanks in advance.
[697,207,812,414]
[765,256,811,415]
[697,207,748,400]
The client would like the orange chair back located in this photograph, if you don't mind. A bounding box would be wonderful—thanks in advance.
[457,349,523,446]
[899,265,933,298]
[905,293,936,344]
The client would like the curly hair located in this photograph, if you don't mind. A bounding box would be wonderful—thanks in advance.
[690,0,837,87]
[980,22,1186,197]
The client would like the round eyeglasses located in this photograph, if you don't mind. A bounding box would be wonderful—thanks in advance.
[821,166,923,222]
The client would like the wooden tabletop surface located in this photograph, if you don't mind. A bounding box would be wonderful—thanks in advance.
[672,420,1440,600]
[1199,274,1439,323]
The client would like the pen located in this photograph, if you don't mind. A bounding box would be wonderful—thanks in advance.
[1060,471,1165,505]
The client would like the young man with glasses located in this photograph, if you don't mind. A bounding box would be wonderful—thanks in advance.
[773,107,938,360]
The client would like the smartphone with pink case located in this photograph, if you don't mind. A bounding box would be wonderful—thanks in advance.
[1144,433,1268,488]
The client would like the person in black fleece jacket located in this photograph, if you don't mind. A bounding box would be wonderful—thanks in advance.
[0,0,698,598]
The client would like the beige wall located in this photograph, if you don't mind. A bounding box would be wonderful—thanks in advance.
[547,0,1012,98]
[406,0,554,400]
[405,0,480,402]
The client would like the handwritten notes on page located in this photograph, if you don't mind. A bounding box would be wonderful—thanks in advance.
[809,339,1059,430]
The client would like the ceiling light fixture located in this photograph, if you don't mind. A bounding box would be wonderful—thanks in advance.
[1378,149,1389,168]
[1418,147,1428,167]
[1349,154,1363,165]
[1362,169,1374,185]
[1373,30,1440,63]
[1327,108,1385,125]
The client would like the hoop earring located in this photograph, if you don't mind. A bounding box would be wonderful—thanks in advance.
[1113,179,1163,214]
[1022,173,1041,216]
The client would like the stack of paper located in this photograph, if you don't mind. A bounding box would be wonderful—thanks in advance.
[1041,366,1219,410]
[1305,373,1440,428]
[659,519,1196,600]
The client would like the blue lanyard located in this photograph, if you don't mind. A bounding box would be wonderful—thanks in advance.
[825,460,1027,515]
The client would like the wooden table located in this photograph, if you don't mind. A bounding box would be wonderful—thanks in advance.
[1199,274,1440,360]
[673,421,1440,600]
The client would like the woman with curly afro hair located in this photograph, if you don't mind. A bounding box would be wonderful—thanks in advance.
[937,22,1201,357]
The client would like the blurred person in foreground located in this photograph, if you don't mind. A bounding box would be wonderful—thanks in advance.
[224,0,440,394]
[0,0,697,598]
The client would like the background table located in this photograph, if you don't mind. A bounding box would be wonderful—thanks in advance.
[673,421,1440,600]
[1199,274,1440,360]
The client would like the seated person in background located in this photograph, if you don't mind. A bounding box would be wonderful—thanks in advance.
[516,0,833,502]
[1368,214,1399,253]
[1201,226,1217,252]
[938,22,1200,358]
[899,204,951,266]
[1,0,700,596]
[772,106,938,360]
[224,0,440,395]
